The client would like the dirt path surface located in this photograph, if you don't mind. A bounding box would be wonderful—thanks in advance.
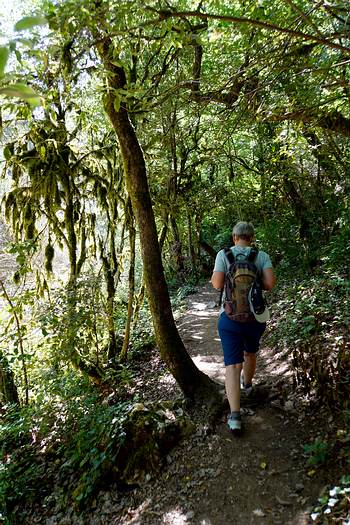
[95,283,330,525]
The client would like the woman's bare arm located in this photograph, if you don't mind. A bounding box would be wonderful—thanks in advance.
[262,268,276,290]
[211,271,225,290]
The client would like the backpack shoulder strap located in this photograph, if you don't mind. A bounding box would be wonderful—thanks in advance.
[248,246,259,262]
[224,247,235,265]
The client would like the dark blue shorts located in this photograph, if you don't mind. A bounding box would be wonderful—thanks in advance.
[218,312,266,366]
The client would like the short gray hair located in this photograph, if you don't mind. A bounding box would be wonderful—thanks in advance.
[232,221,255,240]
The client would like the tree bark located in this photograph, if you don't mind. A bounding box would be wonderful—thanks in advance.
[0,350,19,405]
[97,37,221,404]
[99,239,118,362]
[120,201,136,362]
[187,206,196,276]
[200,240,217,259]
[0,280,28,404]
[170,215,185,275]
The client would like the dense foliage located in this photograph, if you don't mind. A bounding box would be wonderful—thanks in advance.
[0,0,349,522]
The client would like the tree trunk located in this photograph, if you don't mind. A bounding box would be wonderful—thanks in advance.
[187,206,196,276]
[97,38,221,405]
[0,280,29,404]
[200,240,217,259]
[132,280,145,329]
[0,351,19,405]
[99,239,118,363]
[170,215,185,275]
[120,202,136,362]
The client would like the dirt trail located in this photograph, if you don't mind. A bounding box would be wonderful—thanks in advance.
[109,283,329,525]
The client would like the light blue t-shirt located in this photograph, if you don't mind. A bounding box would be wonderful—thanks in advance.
[214,246,273,274]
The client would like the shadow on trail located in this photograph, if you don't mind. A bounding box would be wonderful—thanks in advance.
[118,283,327,525]
[164,283,325,525]
[176,282,291,388]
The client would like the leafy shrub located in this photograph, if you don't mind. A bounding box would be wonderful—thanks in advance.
[38,274,110,368]
[130,308,155,354]
[169,283,198,317]
[304,437,329,466]
[212,226,232,251]
[267,273,350,408]
[174,283,197,301]
[322,223,350,271]
[255,219,305,270]
[0,403,53,518]
[0,373,133,520]
[0,370,193,522]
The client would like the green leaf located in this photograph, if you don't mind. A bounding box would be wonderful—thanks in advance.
[3,145,12,160]
[15,50,23,65]
[16,38,34,48]
[0,47,9,77]
[113,94,121,112]
[0,83,36,98]
[14,15,48,32]
[0,83,42,107]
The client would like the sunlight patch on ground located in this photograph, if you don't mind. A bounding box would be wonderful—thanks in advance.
[259,346,293,378]
[192,355,225,381]
[192,354,222,364]
[191,301,208,310]
[158,374,176,386]
[161,508,194,524]
[191,311,216,319]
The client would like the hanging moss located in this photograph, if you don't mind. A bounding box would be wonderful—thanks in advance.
[54,185,62,207]
[12,164,20,185]
[13,270,21,285]
[4,142,14,158]
[24,202,32,222]
[12,205,19,234]
[44,194,51,210]
[4,192,15,221]
[42,278,50,294]
[35,270,41,296]
[62,39,74,74]
[25,221,36,240]
[97,186,108,208]
[45,242,55,273]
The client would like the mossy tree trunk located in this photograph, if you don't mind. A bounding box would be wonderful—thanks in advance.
[0,351,19,405]
[99,239,118,363]
[186,206,196,277]
[170,216,185,275]
[0,280,28,404]
[120,199,136,362]
[97,37,221,405]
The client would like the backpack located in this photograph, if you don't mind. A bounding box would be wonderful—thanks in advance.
[223,247,262,322]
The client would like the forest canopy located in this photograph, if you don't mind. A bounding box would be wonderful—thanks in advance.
[0,0,349,522]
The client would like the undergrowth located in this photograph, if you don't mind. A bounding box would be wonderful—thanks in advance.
[0,373,135,523]
[267,270,349,409]
[266,245,350,523]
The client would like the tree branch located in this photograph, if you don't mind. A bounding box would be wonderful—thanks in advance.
[144,8,350,54]
[265,109,350,136]
[281,0,322,36]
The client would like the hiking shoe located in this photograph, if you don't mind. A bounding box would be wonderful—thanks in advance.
[240,375,253,396]
[227,412,242,434]
[241,384,253,396]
